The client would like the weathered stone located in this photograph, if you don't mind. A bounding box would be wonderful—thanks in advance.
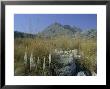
[77,71,86,76]
[52,49,78,76]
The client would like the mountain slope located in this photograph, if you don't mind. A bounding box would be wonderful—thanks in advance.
[14,22,96,39]
[14,31,36,38]
[38,22,82,38]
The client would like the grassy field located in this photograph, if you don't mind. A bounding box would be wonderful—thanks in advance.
[14,36,97,76]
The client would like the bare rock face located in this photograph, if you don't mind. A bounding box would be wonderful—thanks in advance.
[51,49,80,76]
[77,71,86,76]
[55,61,76,76]
[51,49,94,76]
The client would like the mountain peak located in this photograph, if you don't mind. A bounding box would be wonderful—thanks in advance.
[37,22,82,38]
[52,22,62,26]
[54,22,59,24]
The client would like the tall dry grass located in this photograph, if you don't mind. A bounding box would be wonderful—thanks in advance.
[14,36,97,75]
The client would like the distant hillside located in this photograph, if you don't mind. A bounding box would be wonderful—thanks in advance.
[14,22,96,39]
[37,22,82,38]
[82,29,97,39]
[86,29,97,38]
[14,31,36,38]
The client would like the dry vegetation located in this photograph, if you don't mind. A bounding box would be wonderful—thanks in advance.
[14,36,97,75]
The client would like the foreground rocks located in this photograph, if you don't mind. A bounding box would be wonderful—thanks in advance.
[15,49,96,76]
[51,49,96,76]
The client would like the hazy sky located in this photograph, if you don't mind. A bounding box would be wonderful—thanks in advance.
[14,14,97,34]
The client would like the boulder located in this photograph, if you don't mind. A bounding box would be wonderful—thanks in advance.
[77,71,86,76]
